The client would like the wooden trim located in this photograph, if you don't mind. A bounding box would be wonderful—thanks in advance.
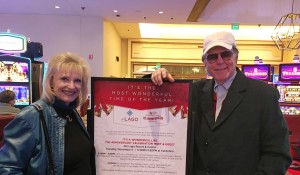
[187,0,210,22]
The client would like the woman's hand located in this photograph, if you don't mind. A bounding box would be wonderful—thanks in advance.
[151,68,175,86]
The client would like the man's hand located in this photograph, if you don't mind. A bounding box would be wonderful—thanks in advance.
[151,68,175,86]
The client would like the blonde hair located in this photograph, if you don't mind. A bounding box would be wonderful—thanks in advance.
[42,52,90,107]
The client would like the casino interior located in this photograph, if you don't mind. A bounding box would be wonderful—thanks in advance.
[1,0,300,174]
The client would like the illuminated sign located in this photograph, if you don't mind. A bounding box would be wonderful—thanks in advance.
[277,85,300,103]
[0,32,27,53]
[231,22,240,30]
[242,64,271,81]
[279,63,300,82]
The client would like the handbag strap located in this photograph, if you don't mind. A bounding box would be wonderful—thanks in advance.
[32,104,55,174]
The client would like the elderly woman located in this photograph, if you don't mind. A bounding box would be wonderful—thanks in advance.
[0,52,95,175]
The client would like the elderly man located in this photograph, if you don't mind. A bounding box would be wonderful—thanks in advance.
[151,31,292,175]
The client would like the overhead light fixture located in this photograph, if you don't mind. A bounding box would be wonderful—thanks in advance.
[139,23,276,40]
[271,0,300,50]
[55,5,60,9]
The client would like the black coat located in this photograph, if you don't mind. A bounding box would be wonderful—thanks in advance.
[189,68,292,175]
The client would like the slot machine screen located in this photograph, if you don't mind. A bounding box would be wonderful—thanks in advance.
[241,64,271,81]
[279,63,300,82]
[277,85,300,103]
[0,60,29,82]
[0,85,30,106]
[0,55,31,107]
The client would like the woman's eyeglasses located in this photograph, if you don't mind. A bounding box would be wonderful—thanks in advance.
[205,50,234,63]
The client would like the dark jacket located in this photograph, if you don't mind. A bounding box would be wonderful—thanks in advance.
[190,68,292,175]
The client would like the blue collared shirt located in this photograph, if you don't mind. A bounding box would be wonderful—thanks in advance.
[213,70,237,119]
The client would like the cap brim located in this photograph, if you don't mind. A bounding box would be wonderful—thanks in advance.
[203,41,233,55]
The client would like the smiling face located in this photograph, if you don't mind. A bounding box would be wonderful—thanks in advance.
[51,69,83,105]
[203,46,238,85]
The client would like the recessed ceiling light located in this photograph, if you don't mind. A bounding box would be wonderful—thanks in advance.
[159,11,164,14]
[55,5,60,9]
[113,10,118,13]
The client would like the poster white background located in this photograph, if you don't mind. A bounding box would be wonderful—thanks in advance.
[94,106,188,175]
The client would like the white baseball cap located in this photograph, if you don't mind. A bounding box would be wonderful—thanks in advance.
[203,31,236,55]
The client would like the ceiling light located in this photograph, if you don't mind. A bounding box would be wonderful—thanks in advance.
[113,10,118,13]
[159,11,164,14]
[139,23,276,40]
[271,0,300,50]
[55,5,60,9]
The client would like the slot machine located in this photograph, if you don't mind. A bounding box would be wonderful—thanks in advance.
[0,32,31,109]
[21,41,45,102]
[0,32,31,146]
[277,63,300,169]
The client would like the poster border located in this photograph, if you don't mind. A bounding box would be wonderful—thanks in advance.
[87,77,193,175]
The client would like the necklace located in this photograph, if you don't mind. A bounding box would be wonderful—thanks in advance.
[66,115,73,122]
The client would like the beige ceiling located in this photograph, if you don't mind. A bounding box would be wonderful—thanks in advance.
[1,0,299,39]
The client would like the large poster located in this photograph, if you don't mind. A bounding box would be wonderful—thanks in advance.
[90,78,191,175]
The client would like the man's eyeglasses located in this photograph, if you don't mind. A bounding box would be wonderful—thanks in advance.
[205,50,234,63]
